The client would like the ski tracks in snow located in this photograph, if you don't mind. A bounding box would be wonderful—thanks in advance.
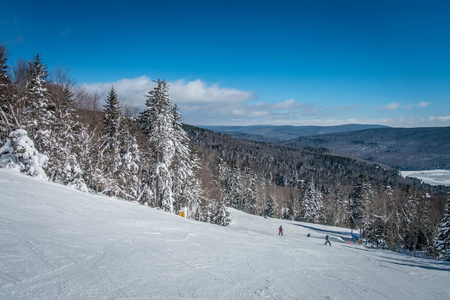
[1,171,450,299]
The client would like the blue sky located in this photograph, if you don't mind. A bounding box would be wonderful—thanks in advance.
[1,0,450,127]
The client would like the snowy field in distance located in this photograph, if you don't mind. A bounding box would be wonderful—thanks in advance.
[401,169,450,186]
[1,168,450,300]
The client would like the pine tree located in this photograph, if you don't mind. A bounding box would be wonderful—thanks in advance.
[0,129,48,180]
[300,178,324,223]
[60,154,88,192]
[139,82,216,218]
[210,199,231,226]
[368,184,396,249]
[170,104,200,213]
[229,162,243,209]
[404,194,420,253]
[217,158,234,207]
[264,193,276,218]
[0,45,12,141]
[139,80,183,212]
[242,168,257,214]
[328,189,346,226]
[100,86,124,197]
[436,198,450,260]
[75,125,105,193]
[23,54,55,154]
[49,86,87,191]
[396,191,431,255]
[116,125,141,200]
[348,175,373,235]
[103,86,121,164]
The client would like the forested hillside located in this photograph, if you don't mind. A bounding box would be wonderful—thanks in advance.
[199,124,388,143]
[284,127,450,170]
[1,47,449,258]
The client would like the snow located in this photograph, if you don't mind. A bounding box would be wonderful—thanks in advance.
[401,169,450,186]
[0,129,48,180]
[1,168,449,300]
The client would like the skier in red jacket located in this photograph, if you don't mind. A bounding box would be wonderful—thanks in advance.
[279,225,284,236]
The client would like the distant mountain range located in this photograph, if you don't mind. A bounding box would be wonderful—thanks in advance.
[197,124,388,142]
[198,124,450,170]
[285,127,450,170]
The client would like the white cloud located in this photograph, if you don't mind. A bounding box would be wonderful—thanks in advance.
[81,76,259,125]
[418,101,431,108]
[81,76,255,108]
[170,79,254,103]
[429,116,450,122]
[377,101,432,111]
[379,102,400,110]
[251,110,270,117]
[273,99,297,109]
[81,76,154,107]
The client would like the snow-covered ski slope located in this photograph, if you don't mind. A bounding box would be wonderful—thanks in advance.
[1,169,449,300]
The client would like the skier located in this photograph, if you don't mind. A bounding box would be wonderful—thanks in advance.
[307,233,310,237]
[324,234,331,246]
[279,225,284,236]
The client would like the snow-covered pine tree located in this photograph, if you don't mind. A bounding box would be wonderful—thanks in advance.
[396,191,431,255]
[210,198,231,226]
[170,104,199,213]
[436,198,450,261]
[49,85,87,191]
[264,192,276,218]
[229,161,243,209]
[103,86,121,167]
[74,124,107,193]
[403,194,420,254]
[100,86,124,197]
[46,86,72,177]
[242,167,257,214]
[0,45,12,141]
[138,80,224,221]
[413,195,433,257]
[139,79,179,212]
[328,189,347,226]
[368,184,396,249]
[217,158,233,206]
[0,129,48,180]
[360,183,375,242]
[300,178,324,223]
[116,121,141,201]
[348,174,373,235]
[282,191,294,220]
[23,54,56,155]
[91,137,111,194]
[60,154,88,192]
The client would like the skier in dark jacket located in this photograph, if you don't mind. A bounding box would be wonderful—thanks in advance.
[279,225,284,236]
[324,234,331,246]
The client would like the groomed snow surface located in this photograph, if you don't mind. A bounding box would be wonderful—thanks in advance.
[1,169,449,300]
